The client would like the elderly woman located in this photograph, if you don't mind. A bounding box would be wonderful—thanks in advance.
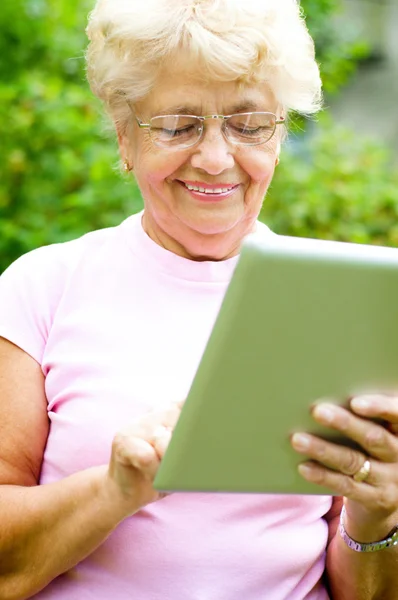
[1,0,398,598]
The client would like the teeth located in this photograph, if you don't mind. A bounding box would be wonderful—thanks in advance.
[185,183,234,194]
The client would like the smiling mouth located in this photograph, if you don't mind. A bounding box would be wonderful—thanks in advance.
[179,181,239,195]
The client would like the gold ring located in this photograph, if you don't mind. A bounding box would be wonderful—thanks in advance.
[352,459,371,483]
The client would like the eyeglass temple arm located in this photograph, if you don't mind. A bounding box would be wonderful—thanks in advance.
[124,99,149,128]
[135,117,151,128]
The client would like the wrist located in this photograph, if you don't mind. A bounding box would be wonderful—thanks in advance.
[93,465,140,522]
[340,506,398,552]
[343,502,398,544]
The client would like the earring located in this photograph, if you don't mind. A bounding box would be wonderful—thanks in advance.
[123,159,131,173]
[275,157,280,167]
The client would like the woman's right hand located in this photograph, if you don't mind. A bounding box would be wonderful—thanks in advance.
[104,401,184,515]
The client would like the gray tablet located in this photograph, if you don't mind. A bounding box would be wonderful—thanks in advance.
[154,234,398,495]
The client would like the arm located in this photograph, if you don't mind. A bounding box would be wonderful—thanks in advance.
[0,338,130,599]
[326,501,398,600]
[0,337,181,600]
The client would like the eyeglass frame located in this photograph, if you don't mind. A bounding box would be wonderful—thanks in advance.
[133,112,286,149]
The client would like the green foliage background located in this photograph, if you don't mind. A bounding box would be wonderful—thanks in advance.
[1,0,397,273]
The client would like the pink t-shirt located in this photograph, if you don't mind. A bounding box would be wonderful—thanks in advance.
[0,212,332,599]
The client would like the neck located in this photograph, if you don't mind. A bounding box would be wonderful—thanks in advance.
[141,212,249,261]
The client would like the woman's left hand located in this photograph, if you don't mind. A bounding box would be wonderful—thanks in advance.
[291,394,398,525]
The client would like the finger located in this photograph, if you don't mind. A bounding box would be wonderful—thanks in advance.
[311,403,398,462]
[297,461,378,501]
[171,399,185,410]
[151,426,172,458]
[351,395,398,426]
[115,434,160,480]
[145,402,183,430]
[160,404,183,429]
[299,460,398,516]
[125,404,182,440]
[292,433,366,477]
[291,433,382,486]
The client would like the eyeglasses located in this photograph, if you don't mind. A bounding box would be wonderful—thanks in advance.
[134,112,285,150]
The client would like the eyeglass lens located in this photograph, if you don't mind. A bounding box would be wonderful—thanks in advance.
[149,113,277,148]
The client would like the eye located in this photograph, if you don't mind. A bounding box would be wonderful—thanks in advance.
[150,116,201,145]
[230,123,263,134]
[229,122,273,135]
[227,113,276,142]
[161,124,197,138]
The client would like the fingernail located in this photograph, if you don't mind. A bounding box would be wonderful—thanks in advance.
[351,397,372,411]
[152,426,169,443]
[291,433,311,451]
[298,464,315,478]
[313,405,335,423]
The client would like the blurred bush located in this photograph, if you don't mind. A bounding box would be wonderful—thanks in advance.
[263,116,398,246]
[0,0,396,273]
[301,0,370,94]
[0,0,141,272]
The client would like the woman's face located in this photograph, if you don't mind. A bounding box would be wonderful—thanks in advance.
[118,68,282,260]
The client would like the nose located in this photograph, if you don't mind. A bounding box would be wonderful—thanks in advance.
[190,123,235,175]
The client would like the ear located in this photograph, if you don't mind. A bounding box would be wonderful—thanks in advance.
[116,127,134,172]
[275,140,281,166]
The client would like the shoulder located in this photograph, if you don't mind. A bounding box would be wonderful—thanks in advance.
[0,222,128,363]
[1,223,122,286]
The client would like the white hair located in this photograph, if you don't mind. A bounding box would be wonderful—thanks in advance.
[86,0,322,131]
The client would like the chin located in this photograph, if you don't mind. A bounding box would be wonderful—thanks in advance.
[188,221,237,239]
[181,207,245,237]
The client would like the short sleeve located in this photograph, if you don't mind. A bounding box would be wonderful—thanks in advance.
[0,243,79,365]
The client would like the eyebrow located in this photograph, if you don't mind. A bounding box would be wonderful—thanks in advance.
[228,101,262,114]
[153,105,200,116]
[152,100,263,117]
